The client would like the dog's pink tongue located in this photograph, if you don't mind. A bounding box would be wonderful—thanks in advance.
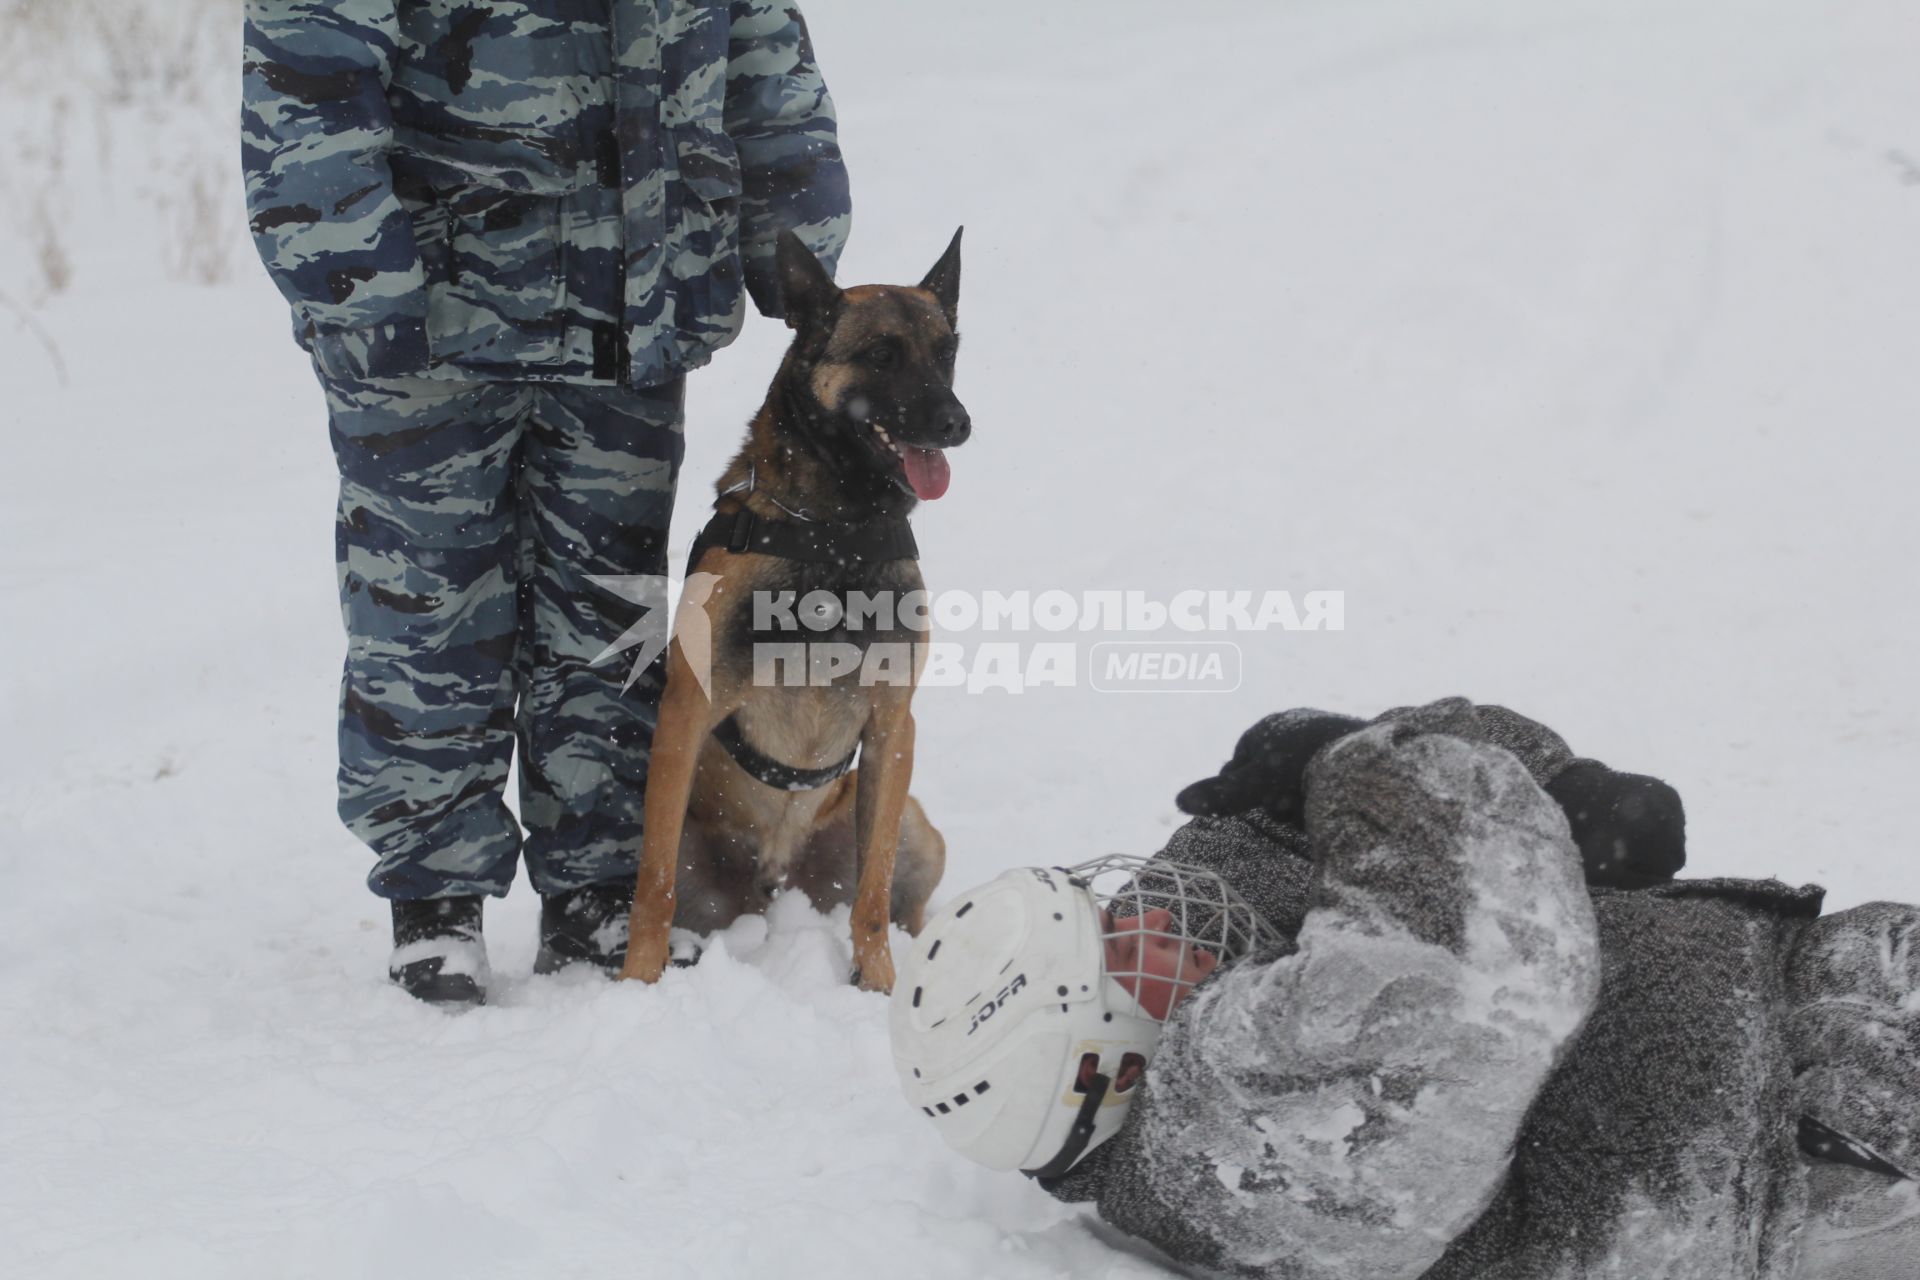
[901,446,950,500]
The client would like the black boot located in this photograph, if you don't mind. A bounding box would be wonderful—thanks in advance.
[535,880,634,975]
[389,896,489,1007]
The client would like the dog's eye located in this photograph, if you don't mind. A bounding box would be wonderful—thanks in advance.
[863,344,897,369]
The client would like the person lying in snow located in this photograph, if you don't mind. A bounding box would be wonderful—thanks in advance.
[890,698,1920,1279]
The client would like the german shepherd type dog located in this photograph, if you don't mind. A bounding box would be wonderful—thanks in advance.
[618,230,968,992]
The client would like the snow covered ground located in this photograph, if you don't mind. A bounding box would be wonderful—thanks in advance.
[4,0,1919,1275]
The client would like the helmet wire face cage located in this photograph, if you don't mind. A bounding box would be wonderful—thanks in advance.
[1073,852,1285,1028]
[889,855,1282,1180]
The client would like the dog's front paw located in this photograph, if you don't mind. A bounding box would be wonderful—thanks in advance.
[618,931,671,984]
[851,943,896,994]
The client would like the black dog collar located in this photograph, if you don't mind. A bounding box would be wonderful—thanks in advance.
[685,506,918,575]
[712,713,857,792]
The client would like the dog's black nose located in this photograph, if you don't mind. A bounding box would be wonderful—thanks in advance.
[932,401,971,445]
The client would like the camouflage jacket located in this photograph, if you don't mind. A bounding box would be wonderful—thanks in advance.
[242,0,851,388]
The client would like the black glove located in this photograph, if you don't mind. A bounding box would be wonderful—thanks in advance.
[1543,760,1686,889]
[1175,711,1368,821]
[1178,712,1688,890]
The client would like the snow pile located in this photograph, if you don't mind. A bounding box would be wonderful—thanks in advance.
[7,889,1151,1279]
[4,0,1919,1276]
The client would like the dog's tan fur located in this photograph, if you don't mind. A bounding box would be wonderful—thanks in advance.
[618,246,961,993]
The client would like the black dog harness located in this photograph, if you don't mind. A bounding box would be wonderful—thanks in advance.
[687,505,919,792]
[684,506,917,574]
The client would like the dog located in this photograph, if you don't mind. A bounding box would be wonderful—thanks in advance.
[618,228,968,992]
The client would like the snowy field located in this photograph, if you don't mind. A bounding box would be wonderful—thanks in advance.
[4,0,1920,1275]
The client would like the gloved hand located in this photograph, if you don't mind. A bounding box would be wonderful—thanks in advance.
[1174,710,1368,821]
[1177,710,1687,890]
[1543,760,1686,889]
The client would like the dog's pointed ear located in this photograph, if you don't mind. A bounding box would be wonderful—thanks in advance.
[918,226,962,327]
[776,229,842,331]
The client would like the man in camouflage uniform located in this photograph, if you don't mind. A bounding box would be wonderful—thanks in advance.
[241,0,850,1006]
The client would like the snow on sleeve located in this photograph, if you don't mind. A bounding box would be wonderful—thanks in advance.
[1122,714,1601,1279]
[1788,900,1920,1180]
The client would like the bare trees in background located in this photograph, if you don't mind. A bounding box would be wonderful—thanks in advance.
[1,0,245,306]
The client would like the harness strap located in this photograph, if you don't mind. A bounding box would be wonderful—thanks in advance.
[712,713,858,792]
[685,506,918,576]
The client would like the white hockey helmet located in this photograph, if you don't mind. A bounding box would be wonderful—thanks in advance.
[888,855,1280,1179]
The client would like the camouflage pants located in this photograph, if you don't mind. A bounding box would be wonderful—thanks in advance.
[322,369,685,901]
